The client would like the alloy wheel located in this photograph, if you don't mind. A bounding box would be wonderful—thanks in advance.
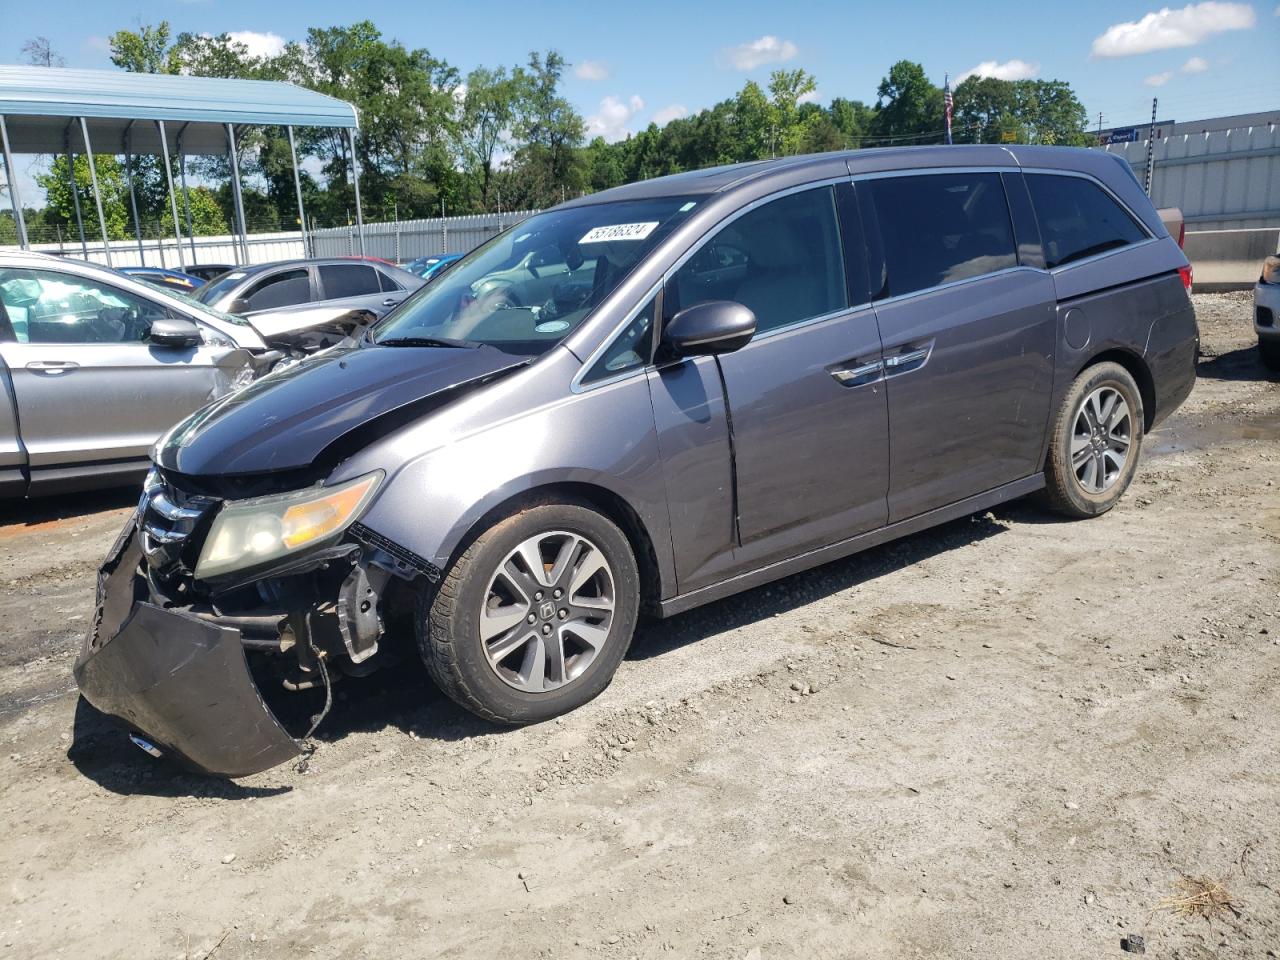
[478,530,615,692]
[1071,386,1132,494]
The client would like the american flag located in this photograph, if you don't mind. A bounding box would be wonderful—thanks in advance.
[943,73,954,145]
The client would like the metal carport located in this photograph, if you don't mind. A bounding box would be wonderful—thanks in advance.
[0,65,365,268]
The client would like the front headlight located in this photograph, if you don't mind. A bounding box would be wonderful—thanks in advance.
[1262,255,1280,285]
[194,471,383,580]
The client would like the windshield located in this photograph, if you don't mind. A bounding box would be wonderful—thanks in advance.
[196,269,251,306]
[373,196,704,355]
[163,287,251,325]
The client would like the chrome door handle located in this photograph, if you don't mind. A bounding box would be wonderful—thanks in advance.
[381,298,399,307]
[883,347,931,374]
[831,359,883,385]
[26,360,79,374]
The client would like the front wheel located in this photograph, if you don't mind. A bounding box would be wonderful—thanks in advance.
[419,502,640,724]
[1043,361,1144,518]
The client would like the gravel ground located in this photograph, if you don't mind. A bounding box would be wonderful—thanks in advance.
[0,291,1276,960]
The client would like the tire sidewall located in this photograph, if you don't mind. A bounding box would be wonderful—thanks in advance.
[1053,363,1144,516]
[431,503,640,724]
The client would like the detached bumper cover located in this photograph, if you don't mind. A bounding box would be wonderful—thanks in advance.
[73,518,301,778]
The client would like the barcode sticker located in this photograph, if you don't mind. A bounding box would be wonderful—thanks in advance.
[579,222,659,244]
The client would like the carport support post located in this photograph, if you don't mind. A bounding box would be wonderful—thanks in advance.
[225,123,250,265]
[0,115,28,249]
[177,126,197,263]
[346,128,365,256]
[123,123,146,264]
[64,128,87,259]
[78,118,112,268]
[155,120,186,271]
[286,126,309,258]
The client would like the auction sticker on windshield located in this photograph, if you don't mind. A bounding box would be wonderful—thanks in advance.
[579,222,658,244]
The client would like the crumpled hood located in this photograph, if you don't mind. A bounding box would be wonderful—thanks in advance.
[156,343,527,477]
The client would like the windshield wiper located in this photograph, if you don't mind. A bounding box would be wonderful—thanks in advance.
[376,336,476,349]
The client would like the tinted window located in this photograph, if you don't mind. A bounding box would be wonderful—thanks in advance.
[582,296,656,384]
[243,269,311,311]
[378,270,401,293]
[669,186,847,335]
[869,173,1017,297]
[1025,173,1148,268]
[0,268,168,344]
[320,264,382,299]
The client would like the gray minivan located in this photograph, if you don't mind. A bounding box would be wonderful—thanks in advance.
[76,146,1198,776]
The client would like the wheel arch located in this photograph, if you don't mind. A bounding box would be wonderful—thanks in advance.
[441,480,668,615]
[1075,348,1157,432]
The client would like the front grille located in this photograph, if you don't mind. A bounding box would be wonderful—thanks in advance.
[139,474,217,578]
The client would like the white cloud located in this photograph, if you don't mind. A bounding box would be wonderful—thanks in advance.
[652,104,689,125]
[1091,2,1256,58]
[721,35,798,70]
[955,58,1040,83]
[224,30,287,59]
[1181,55,1209,73]
[575,60,609,81]
[586,94,645,142]
[1144,70,1174,86]
[84,36,111,53]
[797,89,821,105]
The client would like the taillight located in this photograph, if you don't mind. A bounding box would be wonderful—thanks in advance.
[1177,221,1186,249]
[1179,264,1193,290]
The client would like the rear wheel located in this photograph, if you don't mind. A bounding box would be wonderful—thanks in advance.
[419,501,640,724]
[1043,361,1144,518]
[1259,339,1280,373]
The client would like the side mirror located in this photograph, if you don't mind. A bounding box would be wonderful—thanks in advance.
[148,316,202,349]
[661,300,757,358]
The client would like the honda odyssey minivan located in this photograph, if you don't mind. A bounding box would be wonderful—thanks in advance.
[75,145,1198,777]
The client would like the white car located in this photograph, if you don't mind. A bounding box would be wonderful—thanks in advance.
[0,251,374,497]
[1256,254,1280,372]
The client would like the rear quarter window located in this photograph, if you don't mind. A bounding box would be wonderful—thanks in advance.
[1025,174,1148,269]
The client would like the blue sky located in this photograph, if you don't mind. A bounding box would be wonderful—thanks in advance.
[5,0,1278,161]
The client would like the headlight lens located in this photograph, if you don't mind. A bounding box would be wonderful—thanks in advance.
[194,471,383,579]
[1262,256,1280,285]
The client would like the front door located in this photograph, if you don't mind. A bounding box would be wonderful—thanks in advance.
[857,172,1056,522]
[0,266,236,480]
[665,183,889,578]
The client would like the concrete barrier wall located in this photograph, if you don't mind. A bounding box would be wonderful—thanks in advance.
[1185,227,1279,291]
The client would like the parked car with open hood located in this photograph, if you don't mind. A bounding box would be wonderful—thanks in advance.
[0,251,380,497]
[74,146,1198,777]
[195,257,424,320]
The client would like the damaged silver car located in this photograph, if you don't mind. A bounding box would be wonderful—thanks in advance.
[0,251,378,497]
[74,146,1197,777]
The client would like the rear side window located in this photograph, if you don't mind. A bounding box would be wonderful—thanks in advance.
[319,264,382,299]
[868,172,1017,297]
[669,185,847,335]
[243,269,311,311]
[1025,174,1148,269]
[378,270,401,293]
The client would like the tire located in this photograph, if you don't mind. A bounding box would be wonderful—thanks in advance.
[1259,339,1280,373]
[1043,361,1144,519]
[418,501,640,724]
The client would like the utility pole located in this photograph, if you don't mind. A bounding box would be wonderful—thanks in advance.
[1097,112,1103,140]
[1143,97,1158,195]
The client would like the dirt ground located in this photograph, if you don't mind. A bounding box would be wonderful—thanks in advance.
[0,292,1277,960]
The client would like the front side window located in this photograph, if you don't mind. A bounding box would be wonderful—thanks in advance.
[1025,173,1148,269]
[242,269,311,311]
[868,173,1017,297]
[582,296,657,384]
[319,264,382,299]
[374,196,703,357]
[668,186,848,335]
[0,268,168,344]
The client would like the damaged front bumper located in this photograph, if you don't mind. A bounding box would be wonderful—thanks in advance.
[73,517,302,777]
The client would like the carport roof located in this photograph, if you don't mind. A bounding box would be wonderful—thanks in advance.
[0,65,358,154]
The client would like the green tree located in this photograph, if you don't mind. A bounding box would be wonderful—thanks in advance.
[459,66,516,209]
[872,60,942,142]
[767,69,817,155]
[108,22,179,74]
[36,155,130,241]
[162,186,228,236]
